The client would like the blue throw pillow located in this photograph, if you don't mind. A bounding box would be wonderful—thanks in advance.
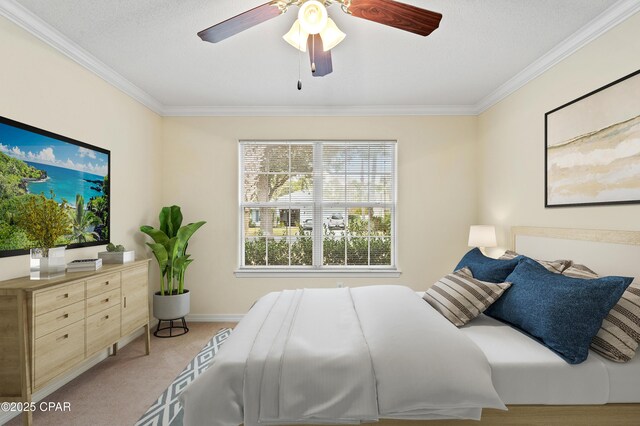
[485,258,632,364]
[454,248,523,283]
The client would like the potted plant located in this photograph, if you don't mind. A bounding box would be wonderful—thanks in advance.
[16,191,71,276]
[98,242,135,264]
[140,205,206,329]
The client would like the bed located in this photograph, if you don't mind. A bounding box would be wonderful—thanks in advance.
[180,227,640,425]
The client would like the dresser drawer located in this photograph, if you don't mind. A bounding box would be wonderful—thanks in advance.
[34,320,85,390]
[34,281,85,316]
[86,304,121,357]
[34,301,85,339]
[86,272,121,299]
[86,287,120,317]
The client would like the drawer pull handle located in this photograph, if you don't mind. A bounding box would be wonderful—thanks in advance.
[104,315,110,320]
[57,313,69,320]
[105,281,110,285]
[57,333,69,342]
[104,298,110,303]
[57,293,69,300]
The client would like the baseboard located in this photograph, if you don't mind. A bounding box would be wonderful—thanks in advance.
[0,324,155,425]
[185,313,244,323]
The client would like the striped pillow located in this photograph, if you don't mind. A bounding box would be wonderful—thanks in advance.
[591,282,640,362]
[423,267,511,327]
[564,265,640,362]
[562,263,599,279]
[500,250,570,274]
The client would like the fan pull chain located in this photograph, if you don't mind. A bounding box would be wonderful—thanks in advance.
[297,22,302,90]
[311,35,316,73]
[297,47,302,90]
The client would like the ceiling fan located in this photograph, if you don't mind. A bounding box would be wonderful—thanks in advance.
[197,0,442,80]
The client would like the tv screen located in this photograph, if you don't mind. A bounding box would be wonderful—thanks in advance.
[0,116,110,257]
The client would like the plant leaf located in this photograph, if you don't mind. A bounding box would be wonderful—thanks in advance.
[172,255,190,277]
[146,242,168,276]
[182,258,194,270]
[175,221,206,256]
[166,237,178,267]
[169,206,183,237]
[159,205,183,238]
[159,207,171,236]
[140,225,169,245]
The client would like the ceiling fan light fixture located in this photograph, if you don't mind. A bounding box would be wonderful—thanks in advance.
[283,19,309,52]
[197,0,444,79]
[319,18,345,51]
[298,0,328,35]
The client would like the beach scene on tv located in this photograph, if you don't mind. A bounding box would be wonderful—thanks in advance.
[0,121,109,253]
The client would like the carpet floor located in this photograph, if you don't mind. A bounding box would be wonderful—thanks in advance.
[5,322,235,426]
[136,328,232,426]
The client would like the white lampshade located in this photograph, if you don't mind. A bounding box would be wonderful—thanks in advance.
[298,0,328,35]
[468,225,497,248]
[283,20,309,52]
[319,18,345,51]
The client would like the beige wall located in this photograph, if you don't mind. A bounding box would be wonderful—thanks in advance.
[478,12,640,250]
[0,16,163,281]
[162,116,478,314]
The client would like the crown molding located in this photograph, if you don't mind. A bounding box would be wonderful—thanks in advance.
[1,0,638,117]
[161,104,478,117]
[0,0,164,115]
[474,0,640,114]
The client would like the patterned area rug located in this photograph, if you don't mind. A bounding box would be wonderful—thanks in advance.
[136,328,232,426]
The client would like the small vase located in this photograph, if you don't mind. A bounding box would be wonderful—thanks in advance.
[30,247,66,279]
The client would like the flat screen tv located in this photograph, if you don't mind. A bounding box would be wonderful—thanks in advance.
[0,116,110,257]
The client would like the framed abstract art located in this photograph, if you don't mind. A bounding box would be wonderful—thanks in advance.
[545,69,640,207]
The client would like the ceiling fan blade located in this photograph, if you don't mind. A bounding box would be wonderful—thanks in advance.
[307,35,333,77]
[198,2,284,43]
[348,0,442,37]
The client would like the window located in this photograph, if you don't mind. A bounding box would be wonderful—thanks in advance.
[239,141,396,273]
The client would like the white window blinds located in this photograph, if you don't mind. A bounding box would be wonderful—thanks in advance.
[240,141,396,271]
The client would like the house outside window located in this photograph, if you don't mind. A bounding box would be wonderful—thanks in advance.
[239,141,397,275]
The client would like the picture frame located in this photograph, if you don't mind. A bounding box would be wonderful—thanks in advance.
[545,69,640,207]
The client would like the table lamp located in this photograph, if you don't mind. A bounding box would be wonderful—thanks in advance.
[468,225,497,255]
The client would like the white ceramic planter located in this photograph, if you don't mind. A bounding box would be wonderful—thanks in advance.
[30,247,66,279]
[153,290,190,320]
[98,250,135,264]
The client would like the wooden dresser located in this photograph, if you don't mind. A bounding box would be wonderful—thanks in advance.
[0,259,151,425]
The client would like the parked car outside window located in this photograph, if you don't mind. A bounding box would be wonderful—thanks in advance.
[328,213,345,230]
[302,219,313,230]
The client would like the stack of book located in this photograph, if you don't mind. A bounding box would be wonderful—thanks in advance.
[67,258,103,272]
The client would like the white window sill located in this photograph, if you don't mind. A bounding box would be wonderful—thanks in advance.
[234,268,401,278]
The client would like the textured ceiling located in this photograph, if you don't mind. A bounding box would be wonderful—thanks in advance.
[14,0,621,109]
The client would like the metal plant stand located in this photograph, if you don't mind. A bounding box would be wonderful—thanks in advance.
[154,317,189,338]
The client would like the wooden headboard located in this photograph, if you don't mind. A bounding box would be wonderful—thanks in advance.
[511,226,640,279]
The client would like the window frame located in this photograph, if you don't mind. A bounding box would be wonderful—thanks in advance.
[236,140,399,277]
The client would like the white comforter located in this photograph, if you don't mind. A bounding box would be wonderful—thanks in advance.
[180,286,505,426]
